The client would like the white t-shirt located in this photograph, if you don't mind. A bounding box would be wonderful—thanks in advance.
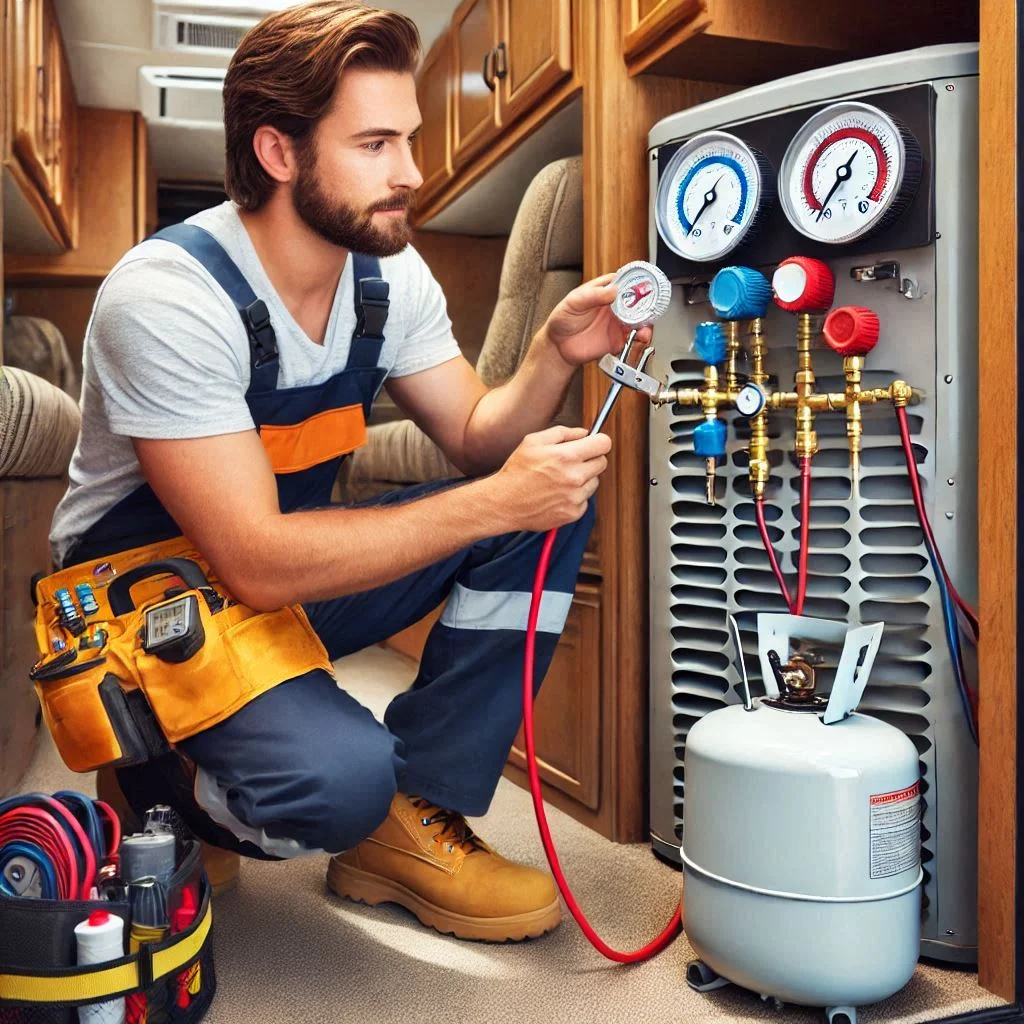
[49,201,461,566]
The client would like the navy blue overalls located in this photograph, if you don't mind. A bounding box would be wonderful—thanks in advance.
[64,224,595,858]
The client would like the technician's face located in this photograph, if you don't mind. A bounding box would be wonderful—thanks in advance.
[292,68,423,257]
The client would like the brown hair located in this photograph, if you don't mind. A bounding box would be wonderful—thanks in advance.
[223,2,420,211]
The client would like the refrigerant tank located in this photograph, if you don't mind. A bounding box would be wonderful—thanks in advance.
[681,624,922,1011]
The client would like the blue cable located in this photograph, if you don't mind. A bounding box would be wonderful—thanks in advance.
[0,843,59,899]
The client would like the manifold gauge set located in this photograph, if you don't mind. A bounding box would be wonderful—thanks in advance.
[655,100,922,259]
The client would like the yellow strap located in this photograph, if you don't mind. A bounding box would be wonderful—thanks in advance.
[0,899,212,1005]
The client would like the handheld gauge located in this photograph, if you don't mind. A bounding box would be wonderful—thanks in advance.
[592,261,671,435]
[778,101,921,244]
[143,594,205,663]
[655,131,773,262]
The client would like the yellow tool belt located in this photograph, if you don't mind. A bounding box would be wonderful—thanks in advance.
[31,535,333,773]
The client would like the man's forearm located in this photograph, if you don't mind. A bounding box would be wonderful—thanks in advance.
[234,477,508,610]
[460,327,577,475]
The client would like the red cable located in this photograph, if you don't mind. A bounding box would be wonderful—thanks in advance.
[95,799,122,863]
[795,458,812,616]
[755,498,794,611]
[895,408,979,631]
[523,528,682,963]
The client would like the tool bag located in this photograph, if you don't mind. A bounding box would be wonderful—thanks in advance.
[30,534,333,773]
[0,838,215,1023]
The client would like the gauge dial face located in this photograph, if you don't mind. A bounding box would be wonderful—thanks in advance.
[656,131,768,262]
[779,102,918,244]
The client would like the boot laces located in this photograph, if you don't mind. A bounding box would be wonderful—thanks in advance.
[410,797,486,854]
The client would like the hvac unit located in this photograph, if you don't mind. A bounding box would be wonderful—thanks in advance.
[153,3,259,56]
[138,66,226,127]
[646,44,979,965]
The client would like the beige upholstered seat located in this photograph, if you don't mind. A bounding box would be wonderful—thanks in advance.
[336,155,584,502]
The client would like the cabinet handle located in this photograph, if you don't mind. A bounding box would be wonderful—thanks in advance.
[482,48,496,92]
[494,42,507,80]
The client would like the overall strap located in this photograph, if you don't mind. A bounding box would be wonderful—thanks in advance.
[346,252,390,369]
[153,223,280,392]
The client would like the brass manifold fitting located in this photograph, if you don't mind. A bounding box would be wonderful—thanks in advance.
[653,316,918,501]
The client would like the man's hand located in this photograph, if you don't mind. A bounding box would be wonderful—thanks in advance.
[541,272,654,368]
[484,425,611,533]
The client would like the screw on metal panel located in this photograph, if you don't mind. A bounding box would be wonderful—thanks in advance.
[946,929,956,935]
[945,84,955,91]
[947,478,955,486]
[945,511,955,520]
[944,374,954,383]
[936,231,942,239]
[650,478,658,486]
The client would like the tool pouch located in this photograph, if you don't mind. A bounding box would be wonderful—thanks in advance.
[30,536,333,773]
[0,839,216,1023]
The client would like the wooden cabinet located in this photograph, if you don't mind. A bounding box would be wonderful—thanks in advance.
[6,109,151,284]
[451,0,500,166]
[500,0,572,125]
[449,0,573,167]
[3,0,78,253]
[412,32,453,207]
[621,0,979,80]
[508,584,601,809]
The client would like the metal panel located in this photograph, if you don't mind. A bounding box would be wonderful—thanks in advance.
[647,62,978,963]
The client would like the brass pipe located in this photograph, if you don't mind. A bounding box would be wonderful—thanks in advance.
[794,312,818,461]
[725,320,742,394]
[747,316,770,500]
[844,355,865,482]
[702,364,721,505]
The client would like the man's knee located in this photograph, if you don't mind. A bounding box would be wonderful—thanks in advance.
[289,730,401,853]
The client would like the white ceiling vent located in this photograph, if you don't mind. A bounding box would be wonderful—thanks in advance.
[154,5,259,56]
[138,66,227,127]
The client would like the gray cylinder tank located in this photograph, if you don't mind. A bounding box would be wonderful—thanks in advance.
[682,698,922,1008]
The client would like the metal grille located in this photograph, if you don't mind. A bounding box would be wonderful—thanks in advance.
[178,20,249,52]
[654,322,966,945]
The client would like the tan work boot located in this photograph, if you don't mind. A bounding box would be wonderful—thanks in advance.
[94,766,241,896]
[327,793,561,942]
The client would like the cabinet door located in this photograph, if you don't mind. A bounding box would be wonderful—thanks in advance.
[508,584,601,809]
[413,31,452,206]
[451,0,499,167]
[621,0,704,63]
[7,0,46,189]
[498,0,572,125]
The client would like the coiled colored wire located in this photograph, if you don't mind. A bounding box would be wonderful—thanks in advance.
[895,406,978,742]
[523,528,682,963]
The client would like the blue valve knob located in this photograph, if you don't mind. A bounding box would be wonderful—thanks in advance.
[709,266,772,320]
[694,322,727,365]
[693,418,727,459]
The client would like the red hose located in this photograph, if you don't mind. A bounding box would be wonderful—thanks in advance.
[795,458,812,616]
[755,498,793,611]
[895,408,979,632]
[523,528,682,963]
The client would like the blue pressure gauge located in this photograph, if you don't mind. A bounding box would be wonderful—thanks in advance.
[655,131,773,263]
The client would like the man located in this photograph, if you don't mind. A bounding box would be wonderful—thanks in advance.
[51,1,646,943]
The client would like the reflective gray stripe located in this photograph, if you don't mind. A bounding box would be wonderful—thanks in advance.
[440,583,573,633]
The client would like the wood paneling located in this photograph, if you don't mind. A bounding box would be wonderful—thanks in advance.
[410,230,506,366]
[451,0,499,166]
[499,0,572,125]
[977,0,1016,999]
[575,0,733,840]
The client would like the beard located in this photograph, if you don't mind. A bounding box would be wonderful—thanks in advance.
[291,144,415,258]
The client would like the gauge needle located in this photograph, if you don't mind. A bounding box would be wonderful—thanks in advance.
[688,175,723,235]
[815,151,857,222]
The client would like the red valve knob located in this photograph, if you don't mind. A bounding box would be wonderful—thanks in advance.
[823,305,881,356]
[771,256,835,313]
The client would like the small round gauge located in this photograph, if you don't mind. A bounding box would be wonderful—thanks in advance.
[779,101,922,244]
[656,131,772,263]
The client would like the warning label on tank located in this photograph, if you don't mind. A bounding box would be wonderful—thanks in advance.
[869,782,921,879]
